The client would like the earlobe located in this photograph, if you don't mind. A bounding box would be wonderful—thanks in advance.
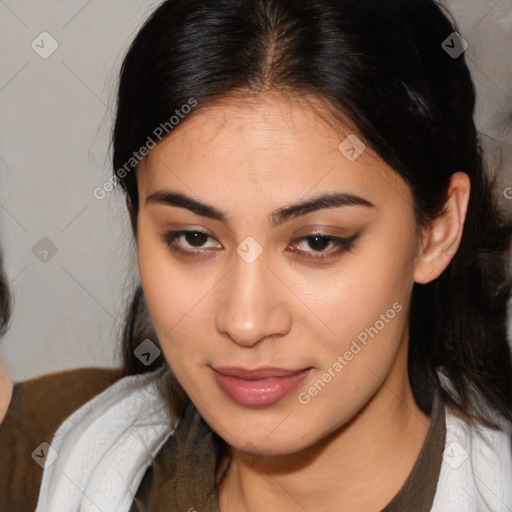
[414,172,471,284]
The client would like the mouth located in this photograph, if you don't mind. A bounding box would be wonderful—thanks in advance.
[211,365,313,408]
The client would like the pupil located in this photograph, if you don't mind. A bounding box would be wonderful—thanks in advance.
[308,235,329,251]
[187,232,207,247]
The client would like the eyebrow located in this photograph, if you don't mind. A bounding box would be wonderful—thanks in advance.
[146,190,376,227]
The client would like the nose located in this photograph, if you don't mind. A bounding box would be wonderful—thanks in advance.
[215,252,291,348]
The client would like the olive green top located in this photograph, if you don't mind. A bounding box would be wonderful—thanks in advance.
[131,390,446,511]
[0,368,445,512]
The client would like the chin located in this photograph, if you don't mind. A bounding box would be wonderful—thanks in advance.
[213,412,319,457]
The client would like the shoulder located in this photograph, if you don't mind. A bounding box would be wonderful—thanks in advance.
[9,366,123,407]
[4,367,125,438]
[34,368,174,512]
[0,366,124,512]
[432,407,512,511]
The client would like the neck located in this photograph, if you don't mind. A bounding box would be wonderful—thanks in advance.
[217,352,431,512]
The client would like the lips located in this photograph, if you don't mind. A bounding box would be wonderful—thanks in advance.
[213,366,308,380]
[211,365,312,408]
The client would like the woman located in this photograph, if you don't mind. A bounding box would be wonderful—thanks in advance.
[0,249,12,424]
[3,0,512,510]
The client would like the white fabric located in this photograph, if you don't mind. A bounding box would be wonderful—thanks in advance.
[34,369,512,512]
[431,408,512,512]
[34,368,176,512]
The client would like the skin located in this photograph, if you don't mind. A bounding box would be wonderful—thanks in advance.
[133,92,470,512]
[0,359,12,424]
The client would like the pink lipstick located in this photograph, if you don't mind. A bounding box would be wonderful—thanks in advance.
[212,366,311,408]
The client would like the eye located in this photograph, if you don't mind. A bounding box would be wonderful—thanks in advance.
[162,230,221,257]
[287,233,358,261]
[161,230,358,261]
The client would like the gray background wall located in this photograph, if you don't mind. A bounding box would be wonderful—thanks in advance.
[0,0,511,382]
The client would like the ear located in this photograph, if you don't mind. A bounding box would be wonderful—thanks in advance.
[414,172,471,284]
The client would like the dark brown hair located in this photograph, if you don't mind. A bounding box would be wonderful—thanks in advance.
[113,0,512,429]
[0,250,10,336]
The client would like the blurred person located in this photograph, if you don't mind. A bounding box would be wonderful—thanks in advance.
[0,250,12,424]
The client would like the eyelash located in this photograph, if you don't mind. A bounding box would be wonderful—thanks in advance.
[161,230,358,261]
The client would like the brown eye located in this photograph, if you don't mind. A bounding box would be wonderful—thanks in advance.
[162,230,221,256]
[287,233,359,261]
[181,231,209,248]
[161,230,359,262]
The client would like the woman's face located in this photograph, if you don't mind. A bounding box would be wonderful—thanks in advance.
[136,94,424,455]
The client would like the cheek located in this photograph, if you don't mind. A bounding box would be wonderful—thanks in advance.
[304,231,415,347]
[294,231,416,409]
[136,222,215,374]
[137,214,194,319]
[288,255,413,422]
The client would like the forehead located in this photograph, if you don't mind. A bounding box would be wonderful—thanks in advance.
[146,93,351,167]
[137,93,413,214]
